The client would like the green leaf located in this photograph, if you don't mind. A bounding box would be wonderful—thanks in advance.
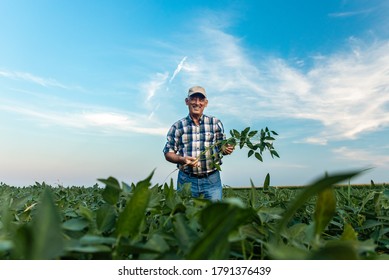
[140,234,170,259]
[254,152,263,162]
[308,241,359,260]
[248,130,258,137]
[314,187,336,237]
[116,171,154,237]
[164,182,178,210]
[248,150,254,158]
[232,129,240,138]
[96,204,117,233]
[239,137,246,149]
[242,127,250,136]
[264,136,275,141]
[173,213,198,254]
[187,202,252,259]
[340,224,358,241]
[62,218,89,231]
[275,169,366,238]
[263,173,270,190]
[270,150,280,158]
[79,235,116,246]
[31,188,63,259]
[67,244,111,253]
[99,176,122,205]
[246,138,255,149]
[249,179,258,209]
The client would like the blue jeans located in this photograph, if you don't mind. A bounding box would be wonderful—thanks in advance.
[177,170,222,201]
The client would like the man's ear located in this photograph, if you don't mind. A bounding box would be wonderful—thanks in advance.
[185,98,189,105]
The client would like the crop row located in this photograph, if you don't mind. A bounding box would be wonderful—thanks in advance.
[0,170,388,259]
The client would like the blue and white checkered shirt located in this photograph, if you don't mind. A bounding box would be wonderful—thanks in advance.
[163,114,226,175]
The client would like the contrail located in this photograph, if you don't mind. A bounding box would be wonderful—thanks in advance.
[169,56,187,83]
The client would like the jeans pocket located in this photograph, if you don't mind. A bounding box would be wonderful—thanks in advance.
[207,171,221,185]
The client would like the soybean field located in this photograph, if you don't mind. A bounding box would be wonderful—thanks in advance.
[0,170,388,260]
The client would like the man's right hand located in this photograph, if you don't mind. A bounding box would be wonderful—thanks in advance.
[182,156,200,167]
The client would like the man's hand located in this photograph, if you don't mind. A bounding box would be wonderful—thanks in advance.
[222,144,235,155]
[182,156,200,167]
[165,152,200,167]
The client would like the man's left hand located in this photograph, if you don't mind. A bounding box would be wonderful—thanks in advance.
[222,144,235,155]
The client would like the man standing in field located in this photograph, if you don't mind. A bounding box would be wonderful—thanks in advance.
[163,86,234,201]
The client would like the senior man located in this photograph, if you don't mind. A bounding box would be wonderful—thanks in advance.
[163,86,234,201]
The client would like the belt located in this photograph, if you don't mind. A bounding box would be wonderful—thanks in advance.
[183,170,217,178]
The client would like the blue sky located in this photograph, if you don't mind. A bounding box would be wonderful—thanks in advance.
[1,0,389,187]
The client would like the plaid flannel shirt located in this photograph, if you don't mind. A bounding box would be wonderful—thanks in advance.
[163,114,226,175]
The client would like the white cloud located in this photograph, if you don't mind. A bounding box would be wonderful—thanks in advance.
[144,72,169,102]
[328,8,375,18]
[163,24,389,143]
[82,112,166,135]
[304,137,328,146]
[333,146,389,168]
[0,70,73,89]
[3,23,389,143]
[0,103,167,136]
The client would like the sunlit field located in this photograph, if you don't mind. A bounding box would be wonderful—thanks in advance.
[1,170,388,260]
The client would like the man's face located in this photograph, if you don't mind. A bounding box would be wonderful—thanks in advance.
[185,93,208,117]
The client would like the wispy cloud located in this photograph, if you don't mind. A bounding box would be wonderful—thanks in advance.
[333,146,389,168]
[0,103,167,136]
[0,68,168,136]
[144,72,169,102]
[3,22,389,143]
[82,112,167,135]
[0,70,75,89]
[157,24,389,143]
[328,8,375,18]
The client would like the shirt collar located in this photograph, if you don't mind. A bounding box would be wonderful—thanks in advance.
[187,114,205,124]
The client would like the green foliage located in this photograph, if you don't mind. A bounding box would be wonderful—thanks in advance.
[0,171,388,260]
[209,127,279,171]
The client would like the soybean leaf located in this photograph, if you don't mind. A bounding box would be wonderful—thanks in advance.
[187,202,252,259]
[242,127,250,136]
[340,224,358,241]
[314,187,336,238]
[263,173,270,190]
[255,152,263,162]
[99,176,122,205]
[271,150,280,158]
[31,188,63,260]
[62,218,89,231]
[139,234,170,259]
[164,181,178,210]
[232,129,240,138]
[116,171,154,237]
[246,138,255,149]
[173,213,198,254]
[248,130,258,137]
[308,241,359,260]
[249,179,262,210]
[67,244,111,253]
[96,204,117,233]
[275,170,365,239]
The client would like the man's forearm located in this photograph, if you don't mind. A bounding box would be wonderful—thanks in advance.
[164,152,184,165]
